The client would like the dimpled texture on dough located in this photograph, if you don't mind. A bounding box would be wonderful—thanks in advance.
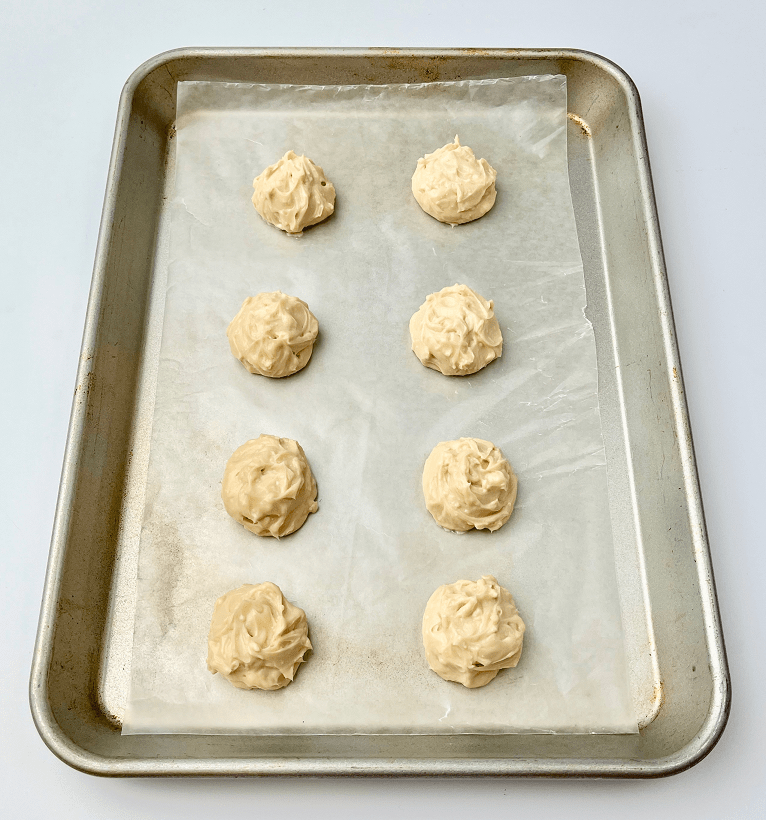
[409,283,503,376]
[227,291,319,378]
[411,136,497,225]
[252,150,335,234]
[221,435,318,538]
[422,575,525,688]
[207,582,312,690]
[422,437,517,532]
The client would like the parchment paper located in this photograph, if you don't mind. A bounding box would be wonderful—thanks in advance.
[122,76,637,734]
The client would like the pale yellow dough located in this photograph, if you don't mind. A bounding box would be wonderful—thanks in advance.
[411,136,497,225]
[422,437,517,532]
[422,575,525,688]
[409,284,502,376]
[207,582,312,690]
[227,291,319,378]
[252,150,335,235]
[222,435,318,538]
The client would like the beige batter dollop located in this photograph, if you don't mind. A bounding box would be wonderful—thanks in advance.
[422,437,517,532]
[222,435,318,538]
[422,575,525,688]
[409,283,503,376]
[411,136,497,225]
[227,291,319,378]
[252,150,335,235]
[207,582,312,690]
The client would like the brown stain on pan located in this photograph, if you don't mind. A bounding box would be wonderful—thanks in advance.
[567,112,592,137]
[372,52,455,83]
[638,678,666,729]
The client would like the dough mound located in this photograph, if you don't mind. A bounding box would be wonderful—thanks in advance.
[222,435,318,538]
[207,582,312,690]
[411,135,497,225]
[409,283,502,376]
[227,291,319,378]
[422,575,525,688]
[252,150,335,234]
[422,437,517,532]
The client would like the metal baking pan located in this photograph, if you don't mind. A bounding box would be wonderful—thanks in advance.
[30,47,730,777]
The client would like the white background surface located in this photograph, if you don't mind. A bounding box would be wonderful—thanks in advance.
[1,1,763,817]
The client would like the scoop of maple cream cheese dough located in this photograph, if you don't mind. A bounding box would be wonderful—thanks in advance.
[410,284,502,376]
[252,150,335,235]
[411,136,497,225]
[227,291,319,378]
[207,582,312,690]
[422,437,517,532]
[422,575,525,688]
[222,435,318,537]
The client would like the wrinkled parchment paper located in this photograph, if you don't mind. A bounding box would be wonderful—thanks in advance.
[123,77,637,734]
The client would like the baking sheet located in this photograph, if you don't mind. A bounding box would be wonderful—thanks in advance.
[122,76,636,734]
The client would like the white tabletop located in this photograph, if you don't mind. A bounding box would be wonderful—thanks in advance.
[2,1,763,816]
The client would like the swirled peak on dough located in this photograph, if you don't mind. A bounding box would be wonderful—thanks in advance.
[422,437,517,532]
[207,582,312,690]
[422,575,525,688]
[252,150,335,235]
[410,284,502,376]
[227,291,319,379]
[411,135,497,225]
[222,435,318,538]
